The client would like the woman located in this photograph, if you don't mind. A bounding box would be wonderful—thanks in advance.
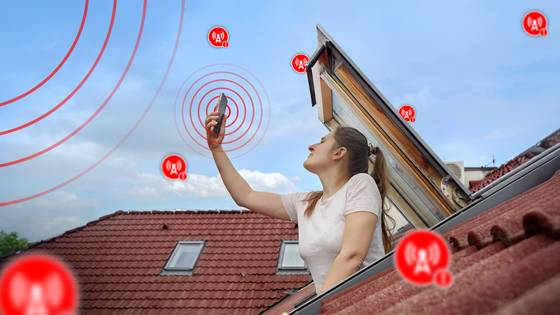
[205,111,394,295]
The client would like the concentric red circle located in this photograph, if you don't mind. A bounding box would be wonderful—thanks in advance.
[0,0,89,107]
[181,72,262,151]
[198,87,244,136]
[0,0,135,167]
[205,95,238,127]
[0,0,116,135]
[0,0,185,206]
[185,77,255,145]
[174,64,271,159]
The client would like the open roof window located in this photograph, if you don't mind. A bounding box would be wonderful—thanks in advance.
[277,240,309,274]
[306,25,474,228]
[161,241,204,275]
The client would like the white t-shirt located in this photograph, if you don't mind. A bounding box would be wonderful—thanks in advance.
[280,173,385,294]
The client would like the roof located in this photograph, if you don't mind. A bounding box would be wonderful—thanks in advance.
[317,169,560,314]
[470,128,560,192]
[1,210,312,314]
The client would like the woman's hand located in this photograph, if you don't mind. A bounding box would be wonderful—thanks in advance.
[205,110,227,151]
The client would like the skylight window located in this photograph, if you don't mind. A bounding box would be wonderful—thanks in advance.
[162,241,204,275]
[278,240,308,274]
[306,25,475,229]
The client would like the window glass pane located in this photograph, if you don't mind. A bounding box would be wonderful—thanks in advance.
[281,243,305,268]
[386,197,410,231]
[168,243,202,269]
[331,89,443,224]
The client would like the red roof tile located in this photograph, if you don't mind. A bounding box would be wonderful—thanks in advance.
[263,283,316,314]
[319,169,560,315]
[470,128,560,192]
[0,210,312,314]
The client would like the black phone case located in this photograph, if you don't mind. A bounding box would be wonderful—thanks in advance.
[213,113,225,134]
[213,93,227,134]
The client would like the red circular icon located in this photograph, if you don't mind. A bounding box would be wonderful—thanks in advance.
[523,11,548,37]
[161,154,187,180]
[208,26,229,48]
[0,254,79,315]
[291,53,309,73]
[433,269,453,289]
[399,104,416,122]
[394,230,452,287]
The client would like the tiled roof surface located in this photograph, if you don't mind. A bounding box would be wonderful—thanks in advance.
[263,283,316,314]
[320,169,560,315]
[1,210,312,314]
[470,128,560,192]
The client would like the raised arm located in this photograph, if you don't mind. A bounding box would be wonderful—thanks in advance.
[206,111,291,221]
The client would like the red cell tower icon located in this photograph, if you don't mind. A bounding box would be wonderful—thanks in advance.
[405,242,441,275]
[399,104,416,123]
[10,272,64,315]
[0,255,79,315]
[166,159,182,176]
[291,53,309,73]
[395,230,454,288]
[208,26,229,47]
[161,154,187,181]
[522,11,548,37]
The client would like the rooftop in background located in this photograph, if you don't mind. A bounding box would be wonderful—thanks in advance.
[0,210,312,314]
[470,128,560,192]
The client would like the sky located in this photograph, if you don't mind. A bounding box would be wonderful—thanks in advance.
[0,0,558,242]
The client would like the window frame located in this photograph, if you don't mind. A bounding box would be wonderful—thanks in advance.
[161,240,205,276]
[306,25,474,228]
[277,240,309,275]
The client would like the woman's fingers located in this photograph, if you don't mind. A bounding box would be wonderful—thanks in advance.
[205,113,220,124]
[205,111,225,137]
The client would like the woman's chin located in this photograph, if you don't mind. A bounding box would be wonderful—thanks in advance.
[303,160,315,173]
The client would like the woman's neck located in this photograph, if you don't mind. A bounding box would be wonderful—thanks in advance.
[319,170,350,199]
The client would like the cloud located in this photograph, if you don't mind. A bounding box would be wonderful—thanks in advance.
[127,169,299,200]
[42,216,83,237]
[264,97,325,140]
[0,191,100,242]
[237,169,298,191]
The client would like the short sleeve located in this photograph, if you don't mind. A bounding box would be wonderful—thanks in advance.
[343,174,382,217]
[280,192,308,223]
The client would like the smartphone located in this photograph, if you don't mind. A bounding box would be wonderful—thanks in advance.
[213,92,227,134]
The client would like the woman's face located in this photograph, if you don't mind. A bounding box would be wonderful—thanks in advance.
[303,131,340,173]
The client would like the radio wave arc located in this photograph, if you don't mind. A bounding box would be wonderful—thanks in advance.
[0,0,116,135]
[0,0,89,107]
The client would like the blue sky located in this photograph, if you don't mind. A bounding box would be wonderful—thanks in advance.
[0,0,558,242]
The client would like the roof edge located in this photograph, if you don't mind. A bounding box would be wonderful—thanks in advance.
[4,209,254,259]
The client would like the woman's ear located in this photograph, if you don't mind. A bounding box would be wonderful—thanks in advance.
[331,146,347,160]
